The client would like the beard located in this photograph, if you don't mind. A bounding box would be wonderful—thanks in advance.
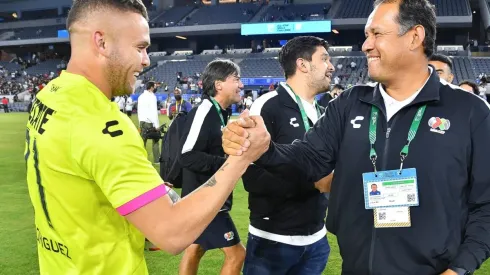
[107,53,133,97]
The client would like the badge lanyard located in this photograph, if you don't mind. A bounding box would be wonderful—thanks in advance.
[285,84,321,131]
[210,97,226,127]
[369,105,426,173]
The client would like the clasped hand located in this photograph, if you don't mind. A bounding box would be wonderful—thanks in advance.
[222,110,271,163]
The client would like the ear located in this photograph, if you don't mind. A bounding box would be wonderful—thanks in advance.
[410,25,426,52]
[94,31,110,58]
[214,80,222,93]
[296,58,309,74]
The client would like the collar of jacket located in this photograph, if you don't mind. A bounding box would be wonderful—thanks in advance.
[359,65,441,114]
[276,84,326,114]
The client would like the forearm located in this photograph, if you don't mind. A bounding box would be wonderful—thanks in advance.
[450,203,490,272]
[155,156,248,253]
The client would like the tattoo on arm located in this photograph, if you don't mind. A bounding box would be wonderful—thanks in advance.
[204,163,228,188]
[205,175,217,187]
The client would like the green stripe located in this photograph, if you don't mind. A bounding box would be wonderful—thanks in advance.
[382,179,415,186]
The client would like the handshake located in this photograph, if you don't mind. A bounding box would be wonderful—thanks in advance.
[221,110,332,193]
[222,110,271,163]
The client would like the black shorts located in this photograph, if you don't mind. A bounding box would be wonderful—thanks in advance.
[194,211,240,251]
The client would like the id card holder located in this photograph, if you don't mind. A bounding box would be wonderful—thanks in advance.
[362,168,419,209]
[374,207,411,228]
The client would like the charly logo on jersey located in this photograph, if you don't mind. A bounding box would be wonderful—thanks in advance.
[102,120,124,137]
[428,117,450,134]
[350,116,364,129]
[290,117,300,128]
[224,231,235,241]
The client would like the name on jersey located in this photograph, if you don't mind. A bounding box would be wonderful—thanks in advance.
[37,227,72,260]
[28,98,55,135]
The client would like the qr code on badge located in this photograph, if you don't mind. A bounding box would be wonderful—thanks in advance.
[378,212,386,220]
[407,194,415,202]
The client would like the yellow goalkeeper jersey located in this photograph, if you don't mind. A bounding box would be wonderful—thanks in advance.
[24,71,168,275]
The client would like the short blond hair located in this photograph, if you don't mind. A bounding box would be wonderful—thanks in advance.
[67,0,149,32]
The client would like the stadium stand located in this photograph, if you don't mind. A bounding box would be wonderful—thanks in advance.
[151,5,195,27]
[0,61,21,72]
[452,57,476,84]
[260,4,330,22]
[141,60,209,91]
[239,58,283,77]
[183,3,262,25]
[335,0,470,18]
[336,0,373,18]
[8,25,65,40]
[430,0,471,16]
[469,58,490,79]
[25,59,63,75]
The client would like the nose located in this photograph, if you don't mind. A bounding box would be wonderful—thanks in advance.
[239,80,244,89]
[328,60,335,72]
[362,35,374,54]
[142,49,150,68]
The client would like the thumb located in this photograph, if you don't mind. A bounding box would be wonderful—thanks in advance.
[239,109,250,119]
[250,115,265,127]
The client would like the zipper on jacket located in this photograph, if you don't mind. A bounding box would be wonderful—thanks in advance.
[368,113,399,275]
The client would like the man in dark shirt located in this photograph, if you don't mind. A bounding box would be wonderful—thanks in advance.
[178,59,245,275]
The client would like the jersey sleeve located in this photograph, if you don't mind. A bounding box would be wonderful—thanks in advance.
[71,114,168,216]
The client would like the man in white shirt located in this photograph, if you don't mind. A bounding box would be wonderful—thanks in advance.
[137,81,160,163]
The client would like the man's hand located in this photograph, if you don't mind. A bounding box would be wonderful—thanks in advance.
[440,269,458,275]
[222,110,271,163]
[314,173,334,193]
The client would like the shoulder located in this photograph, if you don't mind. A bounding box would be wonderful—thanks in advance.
[72,109,142,154]
[438,79,490,121]
[250,91,278,116]
[188,98,214,121]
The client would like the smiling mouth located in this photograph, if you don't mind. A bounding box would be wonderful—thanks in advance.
[368,57,380,63]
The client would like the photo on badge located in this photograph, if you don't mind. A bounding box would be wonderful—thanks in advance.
[362,168,419,209]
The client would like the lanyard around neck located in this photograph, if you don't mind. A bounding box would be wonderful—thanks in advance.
[285,84,321,131]
[210,97,225,127]
[369,105,426,173]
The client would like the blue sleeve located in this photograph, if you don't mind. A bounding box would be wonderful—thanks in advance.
[185,102,193,112]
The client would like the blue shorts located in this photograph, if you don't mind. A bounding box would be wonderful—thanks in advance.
[194,211,240,251]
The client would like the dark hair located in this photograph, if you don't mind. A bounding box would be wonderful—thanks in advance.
[201,59,240,97]
[459,80,479,95]
[333,84,345,91]
[279,36,329,79]
[430,54,453,70]
[146,81,155,90]
[67,0,149,31]
[374,0,436,58]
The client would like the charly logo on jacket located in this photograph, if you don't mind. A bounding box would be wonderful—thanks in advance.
[428,117,450,134]
[224,231,235,241]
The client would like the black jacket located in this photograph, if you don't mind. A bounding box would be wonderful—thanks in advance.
[318,92,334,108]
[243,84,328,236]
[257,69,490,275]
[179,98,231,211]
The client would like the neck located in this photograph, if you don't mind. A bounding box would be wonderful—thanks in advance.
[213,94,229,109]
[383,63,430,101]
[66,57,111,99]
[286,78,316,104]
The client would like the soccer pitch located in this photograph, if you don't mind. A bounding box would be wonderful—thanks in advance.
[1,112,489,275]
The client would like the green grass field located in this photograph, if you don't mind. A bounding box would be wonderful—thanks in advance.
[1,112,489,275]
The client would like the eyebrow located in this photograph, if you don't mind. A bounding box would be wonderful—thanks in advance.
[137,41,151,47]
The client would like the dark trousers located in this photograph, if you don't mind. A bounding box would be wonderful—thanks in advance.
[243,233,330,275]
[2,104,8,113]
[140,122,160,163]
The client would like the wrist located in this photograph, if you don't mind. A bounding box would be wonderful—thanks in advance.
[226,155,252,173]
